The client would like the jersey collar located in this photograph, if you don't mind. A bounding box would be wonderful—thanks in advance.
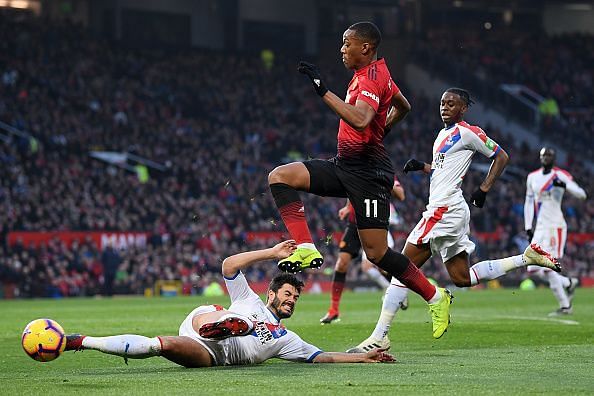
[354,58,385,76]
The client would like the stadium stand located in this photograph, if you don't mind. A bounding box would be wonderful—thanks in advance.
[0,10,591,297]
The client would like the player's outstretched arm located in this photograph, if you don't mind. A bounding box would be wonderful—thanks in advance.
[221,240,296,278]
[313,348,395,363]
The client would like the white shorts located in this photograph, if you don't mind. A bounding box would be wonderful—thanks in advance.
[178,304,228,366]
[527,226,567,274]
[406,201,475,262]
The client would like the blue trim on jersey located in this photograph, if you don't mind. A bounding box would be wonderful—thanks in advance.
[489,146,501,158]
[223,271,241,280]
[307,350,324,363]
[438,131,462,153]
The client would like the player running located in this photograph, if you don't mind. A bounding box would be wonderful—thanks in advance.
[63,241,394,367]
[320,177,406,324]
[348,88,561,352]
[268,21,453,339]
[524,147,587,316]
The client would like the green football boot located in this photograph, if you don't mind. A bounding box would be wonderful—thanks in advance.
[428,288,453,339]
[278,247,324,273]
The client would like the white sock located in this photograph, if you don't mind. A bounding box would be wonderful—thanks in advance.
[82,335,162,359]
[469,255,525,286]
[371,282,409,340]
[428,287,442,304]
[298,243,317,251]
[366,267,390,289]
[547,271,571,308]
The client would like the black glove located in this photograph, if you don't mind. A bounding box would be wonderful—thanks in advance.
[470,187,488,208]
[403,159,426,174]
[297,61,328,97]
[526,229,533,242]
[552,178,566,189]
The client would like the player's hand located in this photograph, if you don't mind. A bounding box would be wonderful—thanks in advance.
[403,158,425,174]
[364,348,396,363]
[552,178,566,189]
[338,205,351,220]
[526,229,533,242]
[271,240,297,259]
[469,187,488,208]
[297,61,328,97]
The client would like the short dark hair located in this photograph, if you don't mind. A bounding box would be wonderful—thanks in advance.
[445,87,475,106]
[348,21,382,49]
[268,274,304,294]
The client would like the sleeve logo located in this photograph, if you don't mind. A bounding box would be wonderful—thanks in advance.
[361,90,380,104]
[485,138,496,150]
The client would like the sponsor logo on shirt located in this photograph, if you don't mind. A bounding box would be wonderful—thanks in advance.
[433,152,446,169]
[485,138,496,150]
[361,90,379,104]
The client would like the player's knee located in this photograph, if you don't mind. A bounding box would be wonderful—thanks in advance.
[451,275,471,288]
[364,250,381,264]
[335,261,348,272]
[268,165,292,185]
[268,167,282,184]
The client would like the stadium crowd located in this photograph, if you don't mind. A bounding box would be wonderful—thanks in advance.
[0,11,592,297]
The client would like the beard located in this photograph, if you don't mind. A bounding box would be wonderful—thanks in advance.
[271,296,293,319]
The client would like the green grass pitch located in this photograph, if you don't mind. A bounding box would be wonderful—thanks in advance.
[1,288,593,395]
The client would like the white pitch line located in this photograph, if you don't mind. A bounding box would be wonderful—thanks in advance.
[494,315,580,325]
[454,313,580,325]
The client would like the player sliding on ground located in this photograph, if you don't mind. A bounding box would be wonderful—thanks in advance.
[63,241,394,367]
[268,21,453,339]
[348,88,562,352]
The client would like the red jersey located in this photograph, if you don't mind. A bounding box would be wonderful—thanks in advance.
[337,58,399,172]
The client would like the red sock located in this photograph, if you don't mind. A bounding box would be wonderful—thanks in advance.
[270,183,313,244]
[399,262,436,302]
[329,271,346,314]
[278,202,313,244]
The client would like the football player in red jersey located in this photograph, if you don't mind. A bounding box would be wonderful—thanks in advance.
[268,21,453,338]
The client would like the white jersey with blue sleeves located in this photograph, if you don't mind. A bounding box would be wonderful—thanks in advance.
[429,121,500,207]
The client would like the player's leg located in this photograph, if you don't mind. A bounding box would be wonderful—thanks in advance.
[325,222,362,322]
[349,242,434,350]
[528,227,571,315]
[466,246,559,287]
[66,333,213,368]
[321,251,353,324]
[158,336,214,368]
[347,277,408,353]
[361,255,390,289]
[193,310,254,339]
[269,160,346,272]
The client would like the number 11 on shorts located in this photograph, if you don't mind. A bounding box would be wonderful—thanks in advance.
[364,199,378,218]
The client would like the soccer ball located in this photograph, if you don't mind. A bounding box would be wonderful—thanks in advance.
[21,319,66,362]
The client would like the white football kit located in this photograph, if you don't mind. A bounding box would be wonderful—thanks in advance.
[524,167,587,260]
[179,271,322,366]
[406,121,501,261]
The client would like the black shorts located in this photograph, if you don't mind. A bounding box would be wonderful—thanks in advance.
[339,222,362,257]
[303,158,393,229]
